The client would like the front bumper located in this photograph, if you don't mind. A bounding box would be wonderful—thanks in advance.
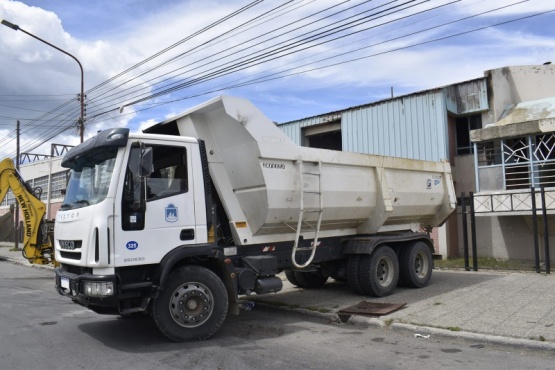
[55,267,118,309]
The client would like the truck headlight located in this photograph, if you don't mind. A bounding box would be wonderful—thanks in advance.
[84,281,114,297]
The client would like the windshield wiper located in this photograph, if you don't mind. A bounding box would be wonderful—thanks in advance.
[74,200,90,206]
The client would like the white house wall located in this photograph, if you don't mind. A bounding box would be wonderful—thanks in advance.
[484,65,555,126]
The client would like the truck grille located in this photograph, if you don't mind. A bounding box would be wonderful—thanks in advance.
[60,251,81,260]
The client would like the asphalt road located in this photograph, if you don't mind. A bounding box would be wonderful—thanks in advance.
[1,260,554,370]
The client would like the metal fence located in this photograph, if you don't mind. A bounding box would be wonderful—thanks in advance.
[461,187,552,274]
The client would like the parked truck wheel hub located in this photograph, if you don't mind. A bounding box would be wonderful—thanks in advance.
[170,282,213,328]
[414,252,428,278]
[377,257,395,287]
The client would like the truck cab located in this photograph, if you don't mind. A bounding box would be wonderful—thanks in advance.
[55,127,245,341]
[56,129,207,267]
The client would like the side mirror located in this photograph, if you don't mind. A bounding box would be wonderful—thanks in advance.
[139,147,153,177]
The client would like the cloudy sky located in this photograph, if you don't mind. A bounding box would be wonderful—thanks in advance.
[0,0,553,159]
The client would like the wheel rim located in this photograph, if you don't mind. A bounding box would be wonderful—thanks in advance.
[169,282,214,328]
[376,256,395,287]
[414,251,429,278]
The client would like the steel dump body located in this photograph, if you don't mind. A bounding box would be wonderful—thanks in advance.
[147,96,457,246]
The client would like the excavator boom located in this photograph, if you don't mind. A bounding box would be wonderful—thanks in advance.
[0,158,56,265]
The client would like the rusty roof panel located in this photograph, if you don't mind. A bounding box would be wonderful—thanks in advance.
[445,78,489,115]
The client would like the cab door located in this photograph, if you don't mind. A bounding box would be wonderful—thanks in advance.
[115,141,197,266]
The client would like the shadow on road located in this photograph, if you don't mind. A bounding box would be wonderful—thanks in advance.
[77,306,329,352]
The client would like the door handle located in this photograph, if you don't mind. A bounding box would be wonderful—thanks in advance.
[180,229,195,241]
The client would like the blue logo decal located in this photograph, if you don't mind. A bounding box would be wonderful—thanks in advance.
[434,179,441,186]
[126,241,138,250]
[165,204,178,223]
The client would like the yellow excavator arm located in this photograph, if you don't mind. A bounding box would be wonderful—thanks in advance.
[0,158,57,266]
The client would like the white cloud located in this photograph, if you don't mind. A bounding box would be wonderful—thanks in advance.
[0,0,554,158]
[136,118,158,133]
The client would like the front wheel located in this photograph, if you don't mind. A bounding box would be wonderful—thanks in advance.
[398,241,433,288]
[152,265,228,342]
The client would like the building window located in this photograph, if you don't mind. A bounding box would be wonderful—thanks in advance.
[456,115,482,155]
[302,122,342,151]
[51,170,70,200]
[476,132,555,191]
[32,175,49,201]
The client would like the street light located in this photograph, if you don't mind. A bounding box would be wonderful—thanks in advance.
[1,19,85,142]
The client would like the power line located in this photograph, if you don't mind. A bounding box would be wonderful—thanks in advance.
[86,0,434,116]
[119,6,553,116]
[2,0,549,159]
[86,0,464,116]
[88,0,267,94]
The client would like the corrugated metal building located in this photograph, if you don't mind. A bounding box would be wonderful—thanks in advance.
[279,79,488,161]
[277,77,490,258]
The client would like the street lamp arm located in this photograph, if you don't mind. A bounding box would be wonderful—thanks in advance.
[1,19,85,142]
[18,28,84,79]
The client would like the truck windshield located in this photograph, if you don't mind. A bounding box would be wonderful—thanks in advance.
[61,148,118,210]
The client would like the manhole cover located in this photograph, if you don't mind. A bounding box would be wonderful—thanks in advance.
[339,301,406,317]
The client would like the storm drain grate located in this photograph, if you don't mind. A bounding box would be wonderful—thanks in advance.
[338,301,406,317]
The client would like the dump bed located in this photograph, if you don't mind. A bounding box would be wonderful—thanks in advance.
[146,96,456,245]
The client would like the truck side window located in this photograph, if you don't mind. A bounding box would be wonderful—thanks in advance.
[121,144,188,230]
[146,145,188,201]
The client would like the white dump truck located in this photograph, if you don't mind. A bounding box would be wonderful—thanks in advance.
[54,95,456,341]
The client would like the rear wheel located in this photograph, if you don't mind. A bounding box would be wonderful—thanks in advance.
[152,265,228,342]
[347,255,364,294]
[293,270,328,288]
[398,241,433,288]
[359,246,399,297]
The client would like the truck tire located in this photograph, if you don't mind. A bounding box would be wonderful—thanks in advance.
[284,270,301,287]
[152,265,228,342]
[347,255,364,294]
[293,270,328,288]
[359,246,399,297]
[398,241,433,288]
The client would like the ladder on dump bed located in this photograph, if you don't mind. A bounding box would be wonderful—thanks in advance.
[291,160,324,268]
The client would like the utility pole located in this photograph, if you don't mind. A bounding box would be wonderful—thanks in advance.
[13,120,20,250]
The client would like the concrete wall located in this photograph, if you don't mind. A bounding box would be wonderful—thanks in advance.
[457,213,555,264]
[466,65,555,263]
[483,65,555,125]
[17,157,64,181]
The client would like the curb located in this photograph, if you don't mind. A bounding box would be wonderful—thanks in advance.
[344,314,555,352]
[389,322,555,351]
[0,255,54,272]
[251,299,555,351]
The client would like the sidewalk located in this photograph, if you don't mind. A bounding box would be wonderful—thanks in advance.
[1,243,554,350]
[0,242,54,270]
[251,267,555,350]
